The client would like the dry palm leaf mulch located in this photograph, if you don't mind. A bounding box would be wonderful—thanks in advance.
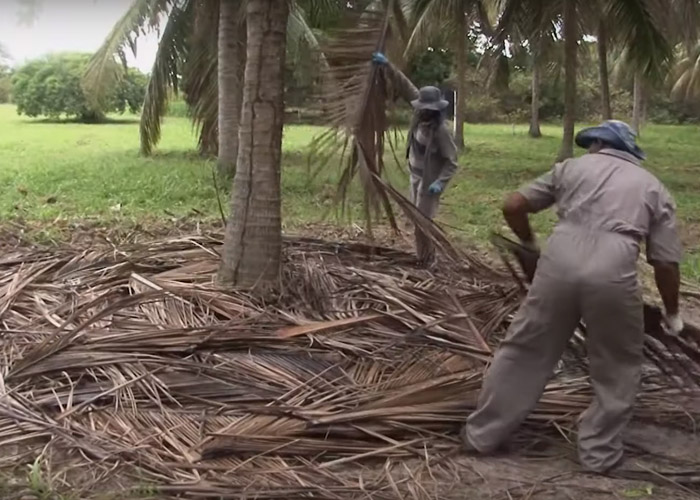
[0,233,699,498]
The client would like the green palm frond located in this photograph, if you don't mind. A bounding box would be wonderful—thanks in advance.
[83,0,174,110]
[670,0,700,49]
[288,2,331,69]
[405,0,459,56]
[140,1,194,156]
[606,0,673,81]
[182,0,220,156]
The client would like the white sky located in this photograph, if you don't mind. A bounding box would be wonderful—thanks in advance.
[0,0,160,72]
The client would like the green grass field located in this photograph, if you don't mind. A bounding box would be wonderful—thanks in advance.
[1,103,699,279]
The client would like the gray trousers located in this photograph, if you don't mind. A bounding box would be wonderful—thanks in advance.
[410,172,441,264]
[464,226,644,472]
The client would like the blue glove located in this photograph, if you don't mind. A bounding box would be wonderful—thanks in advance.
[372,52,388,65]
[428,180,445,195]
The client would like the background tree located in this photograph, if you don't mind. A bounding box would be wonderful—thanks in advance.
[217,0,289,290]
[12,53,146,122]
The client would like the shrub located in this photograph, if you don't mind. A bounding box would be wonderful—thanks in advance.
[12,53,146,122]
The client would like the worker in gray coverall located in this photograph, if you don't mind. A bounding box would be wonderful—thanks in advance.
[372,52,459,265]
[462,120,683,473]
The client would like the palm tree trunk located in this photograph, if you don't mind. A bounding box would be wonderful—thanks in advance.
[218,0,288,291]
[632,72,643,135]
[217,0,246,179]
[597,19,612,120]
[529,44,542,138]
[454,4,467,150]
[557,0,577,161]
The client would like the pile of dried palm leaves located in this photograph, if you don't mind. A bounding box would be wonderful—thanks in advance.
[0,233,699,498]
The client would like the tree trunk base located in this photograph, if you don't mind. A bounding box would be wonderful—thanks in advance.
[528,125,542,138]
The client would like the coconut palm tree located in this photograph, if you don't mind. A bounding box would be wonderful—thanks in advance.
[217,0,289,290]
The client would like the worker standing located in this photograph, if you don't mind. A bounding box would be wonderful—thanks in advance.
[371,52,459,266]
[462,120,683,473]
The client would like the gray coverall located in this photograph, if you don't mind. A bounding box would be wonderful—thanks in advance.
[384,65,459,263]
[464,148,682,472]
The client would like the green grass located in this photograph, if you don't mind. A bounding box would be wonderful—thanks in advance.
[1,103,699,278]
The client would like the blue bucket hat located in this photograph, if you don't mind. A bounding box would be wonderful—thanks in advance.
[575,120,645,160]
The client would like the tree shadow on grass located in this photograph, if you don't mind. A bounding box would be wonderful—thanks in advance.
[22,116,140,125]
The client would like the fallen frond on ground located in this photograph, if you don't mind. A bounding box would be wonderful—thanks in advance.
[0,234,699,498]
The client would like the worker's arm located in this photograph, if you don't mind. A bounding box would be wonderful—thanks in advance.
[652,261,680,316]
[372,53,419,103]
[503,167,559,246]
[503,193,537,246]
[647,186,683,331]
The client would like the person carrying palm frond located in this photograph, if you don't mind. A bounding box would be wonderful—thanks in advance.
[372,52,460,266]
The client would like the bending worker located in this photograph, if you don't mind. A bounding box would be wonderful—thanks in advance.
[463,120,683,473]
[372,52,459,265]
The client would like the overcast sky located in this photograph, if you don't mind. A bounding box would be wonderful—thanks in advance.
[0,0,159,72]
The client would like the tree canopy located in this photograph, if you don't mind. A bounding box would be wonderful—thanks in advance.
[12,52,147,122]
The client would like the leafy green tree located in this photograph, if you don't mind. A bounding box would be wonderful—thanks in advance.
[409,47,453,87]
[12,53,146,122]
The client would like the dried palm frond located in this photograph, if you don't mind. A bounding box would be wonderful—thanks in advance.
[309,5,398,231]
[0,234,699,498]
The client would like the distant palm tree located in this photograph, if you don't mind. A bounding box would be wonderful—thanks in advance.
[494,0,676,160]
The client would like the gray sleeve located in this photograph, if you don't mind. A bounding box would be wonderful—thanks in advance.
[382,63,419,103]
[435,125,459,184]
[517,165,560,213]
[646,186,682,264]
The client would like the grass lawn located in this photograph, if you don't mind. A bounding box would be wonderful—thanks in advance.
[1,103,699,279]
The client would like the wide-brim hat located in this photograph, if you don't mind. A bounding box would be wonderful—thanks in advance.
[575,120,646,160]
[411,86,449,111]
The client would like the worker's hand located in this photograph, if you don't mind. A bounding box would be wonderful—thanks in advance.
[372,52,389,65]
[664,312,684,336]
[428,180,445,195]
